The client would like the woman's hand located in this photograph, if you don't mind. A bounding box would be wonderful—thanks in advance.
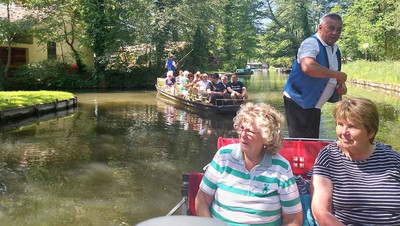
[311,176,344,226]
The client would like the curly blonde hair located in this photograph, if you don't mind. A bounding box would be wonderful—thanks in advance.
[233,102,284,155]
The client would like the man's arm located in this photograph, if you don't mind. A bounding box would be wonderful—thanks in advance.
[301,57,347,83]
[311,176,344,226]
[195,190,214,217]
[242,86,247,94]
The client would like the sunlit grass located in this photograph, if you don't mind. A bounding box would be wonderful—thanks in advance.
[343,60,400,85]
[0,91,74,110]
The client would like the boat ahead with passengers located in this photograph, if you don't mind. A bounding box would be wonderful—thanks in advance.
[156,78,244,114]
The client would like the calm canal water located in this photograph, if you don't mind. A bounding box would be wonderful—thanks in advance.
[1,70,400,225]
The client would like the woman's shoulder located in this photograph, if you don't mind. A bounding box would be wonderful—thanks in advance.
[217,143,240,156]
[318,141,339,153]
[314,141,342,162]
[375,142,400,158]
[272,153,292,171]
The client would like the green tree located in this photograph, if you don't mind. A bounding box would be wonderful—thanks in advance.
[183,25,208,72]
[216,0,259,70]
[258,0,341,66]
[340,0,400,61]
[29,0,87,73]
[81,0,108,85]
[0,0,37,78]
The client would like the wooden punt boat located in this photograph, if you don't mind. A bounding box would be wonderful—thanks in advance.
[235,68,253,75]
[156,78,244,114]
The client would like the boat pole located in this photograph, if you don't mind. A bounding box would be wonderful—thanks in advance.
[146,49,194,91]
[162,48,194,78]
[176,48,194,65]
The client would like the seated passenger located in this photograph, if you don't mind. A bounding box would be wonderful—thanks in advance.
[310,98,400,225]
[227,74,248,100]
[194,71,201,83]
[179,70,189,96]
[206,73,227,105]
[220,74,228,89]
[196,74,210,97]
[164,71,176,93]
[195,102,303,225]
[184,73,195,94]
[177,70,187,85]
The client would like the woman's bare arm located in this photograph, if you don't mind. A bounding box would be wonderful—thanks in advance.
[282,210,303,226]
[195,190,214,217]
[311,176,344,226]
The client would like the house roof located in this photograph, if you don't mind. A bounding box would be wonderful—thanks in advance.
[118,41,188,54]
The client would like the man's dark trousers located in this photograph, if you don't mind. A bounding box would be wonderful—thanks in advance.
[284,96,321,138]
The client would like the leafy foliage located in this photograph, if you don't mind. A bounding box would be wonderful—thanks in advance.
[3,60,93,90]
[1,0,399,90]
[339,0,400,60]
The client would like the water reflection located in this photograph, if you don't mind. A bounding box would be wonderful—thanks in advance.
[1,71,400,225]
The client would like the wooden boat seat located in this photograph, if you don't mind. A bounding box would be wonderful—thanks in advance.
[215,99,245,106]
[157,78,165,86]
[190,88,199,101]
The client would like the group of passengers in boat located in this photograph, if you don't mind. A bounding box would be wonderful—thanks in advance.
[164,69,248,105]
[194,12,400,226]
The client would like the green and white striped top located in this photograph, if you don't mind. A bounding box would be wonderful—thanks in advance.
[199,143,302,226]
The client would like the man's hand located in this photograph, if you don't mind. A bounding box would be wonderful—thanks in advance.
[335,72,347,83]
[336,83,347,95]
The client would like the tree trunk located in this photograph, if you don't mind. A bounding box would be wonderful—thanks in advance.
[4,0,11,76]
[66,42,85,73]
[92,0,107,86]
[4,37,11,77]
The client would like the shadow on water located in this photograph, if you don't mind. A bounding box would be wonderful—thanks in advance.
[0,108,76,133]
[1,71,400,225]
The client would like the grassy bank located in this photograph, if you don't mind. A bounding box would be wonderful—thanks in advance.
[0,91,74,110]
[343,60,400,85]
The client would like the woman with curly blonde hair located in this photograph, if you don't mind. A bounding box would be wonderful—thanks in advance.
[196,102,303,225]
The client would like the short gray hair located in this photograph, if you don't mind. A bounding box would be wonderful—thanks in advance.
[320,12,342,25]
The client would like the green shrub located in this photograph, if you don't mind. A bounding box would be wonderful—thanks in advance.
[4,60,93,90]
[104,66,161,89]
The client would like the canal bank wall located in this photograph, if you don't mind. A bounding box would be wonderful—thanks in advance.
[351,79,400,97]
[0,97,77,122]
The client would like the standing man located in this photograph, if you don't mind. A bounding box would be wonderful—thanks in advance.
[283,13,347,138]
[165,54,177,76]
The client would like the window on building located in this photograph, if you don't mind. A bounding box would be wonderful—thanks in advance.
[47,42,56,59]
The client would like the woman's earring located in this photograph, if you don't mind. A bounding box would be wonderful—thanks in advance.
[263,145,267,149]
